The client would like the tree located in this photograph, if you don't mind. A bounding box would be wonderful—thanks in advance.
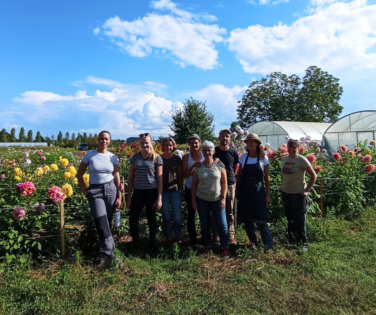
[76,133,82,143]
[170,98,215,144]
[237,66,343,128]
[65,132,69,141]
[19,127,26,142]
[83,132,87,143]
[0,129,8,142]
[10,128,16,142]
[27,130,33,142]
[71,132,76,141]
[35,131,42,142]
[88,133,93,139]
[57,131,63,142]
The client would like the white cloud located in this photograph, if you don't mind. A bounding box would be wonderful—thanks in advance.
[97,0,225,70]
[13,90,90,106]
[93,27,100,35]
[228,0,376,74]
[249,0,288,5]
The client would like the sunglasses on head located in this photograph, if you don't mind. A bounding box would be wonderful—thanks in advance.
[139,133,150,137]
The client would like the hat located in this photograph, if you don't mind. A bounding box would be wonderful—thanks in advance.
[187,134,201,142]
[243,133,261,144]
[219,129,231,136]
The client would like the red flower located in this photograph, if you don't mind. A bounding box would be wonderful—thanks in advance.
[127,155,131,158]
[353,147,360,153]
[299,147,305,153]
[348,150,355,157]
[131,144,136,148]
[340,145,348,153]
[279,146,287,153]
[365,164,375,174]
[314,165,322,173]
[306,154,316,165]
[82,151,86,155]
[362,155,372,163]
[267,150,276,161]
[332,152,342,161]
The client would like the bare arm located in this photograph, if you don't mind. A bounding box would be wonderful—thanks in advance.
[264,164,271,205]
[220,169,228,210]
[77,162,89,196]
[235,163,242,199]
[191,171,199,211]
[126,164,135,208]
[156,165,163,210]
[233,162,239,176]
[182,154,201,178]
[113,165,122,209]
[178,165,184,201]
[302,165,317,196]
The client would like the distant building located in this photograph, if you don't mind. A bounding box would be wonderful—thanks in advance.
[0,142,48,147]
[126,137,139,144]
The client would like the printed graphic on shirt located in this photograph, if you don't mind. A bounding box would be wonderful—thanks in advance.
[282,162,295,174]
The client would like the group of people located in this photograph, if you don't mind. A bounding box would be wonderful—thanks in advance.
[77,129,317,262]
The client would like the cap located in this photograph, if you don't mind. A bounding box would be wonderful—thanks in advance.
[219,129,231,136]
[187,134,201,142]
[243,133,261,144]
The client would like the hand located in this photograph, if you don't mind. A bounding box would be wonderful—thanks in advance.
[300,190,309,197]
[115,196,122,209]
[155,196,162,210]
[220,199,225,210]
[193,161,202,168]
[214,158,220,164]
[126,196,131,209]
[192,201,198,212]
[264,195,271,206]
[180,191,185,202]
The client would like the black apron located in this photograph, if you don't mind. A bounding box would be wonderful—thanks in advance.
[238,155,268,221]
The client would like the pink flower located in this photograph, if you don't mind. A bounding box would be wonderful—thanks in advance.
[121,143,126,150]
[13,207,27,221]
[231,132,237,138]
[18,158,22,163]
[120,183,124,191]
[1,174,5,179]
[314,165,322,173]
[24,151,29,158]
[332,152,342,161]
[48,186,66,203]
[362,155,372,163]
[41,156,46,161]
[37,151,42,156]
[307,154,316,164]
[279,146,287,153]
[370,140,376,146]
[33,203,45,215]
[16,181,37,196]
[267,150,277,161]
[243,131,249,137]
[299,147,305,153]
[365,164,375,174]
[131,144,136,148]
[235,125,241,131]
[353,147,360,153]
[358,154,363,159]
[348,150,355,157]
[340,145,348,153]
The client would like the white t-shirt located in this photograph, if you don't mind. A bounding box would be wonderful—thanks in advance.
[82,151,119,184]
[239,154,269,173]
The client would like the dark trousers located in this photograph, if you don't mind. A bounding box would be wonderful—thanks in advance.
[185,187,197,243]
[244,220,273,249]
[129,189,158,247]
[281,192,308,245]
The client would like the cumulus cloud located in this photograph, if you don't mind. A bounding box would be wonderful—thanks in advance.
[249,0,289,5]
[96,0,225,70]
[228,0,376,74]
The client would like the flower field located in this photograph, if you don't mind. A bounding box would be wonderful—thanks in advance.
[1,139,376,261]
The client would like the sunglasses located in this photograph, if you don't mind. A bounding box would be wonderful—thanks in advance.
[139,133,151,137]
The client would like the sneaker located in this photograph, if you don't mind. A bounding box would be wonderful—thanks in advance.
[204,248,211,255]
[230,237,237,245]
[220,248,230,258]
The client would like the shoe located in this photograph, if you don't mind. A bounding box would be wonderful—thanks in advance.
[204,248,211,255]
[303,244,308,252]
[246,242,257,251]
[230,237,237,245]
[220,248,230,258]
[174,237,182,245]
[111,255,124,269]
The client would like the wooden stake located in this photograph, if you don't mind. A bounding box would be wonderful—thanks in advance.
[122,177,126,210]
[60,201,65,257]
[320,178,324,218]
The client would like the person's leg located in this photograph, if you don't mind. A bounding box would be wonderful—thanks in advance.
[102,181,118,256]
[292,194,308,245]
[145,189,158,248]
[161,192,172,238]
[243,219,258,246]
[211,200,229,250]
[88,186,115,256]
[196,196,212,249]
[185,187,197,244]
[226,185,236,239]
[129,189,144,245]
[170,191,182,238]
[282,192,296,243]
[257,221,273,249]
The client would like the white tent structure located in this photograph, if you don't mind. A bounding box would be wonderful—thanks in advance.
[247,121,331,149]
[323,111,376,155]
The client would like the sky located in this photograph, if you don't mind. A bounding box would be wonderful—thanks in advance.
[1,0,376,140]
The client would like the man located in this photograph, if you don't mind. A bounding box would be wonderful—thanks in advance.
[182,134,204,246]
[213,129,239,244]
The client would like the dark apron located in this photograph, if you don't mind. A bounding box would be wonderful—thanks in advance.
[238,155,267,221]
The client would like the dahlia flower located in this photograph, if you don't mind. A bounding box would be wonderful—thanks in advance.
[358,154,363,159]
[40,156,46,161]
[243,131,249,137]
[18,158,22,163]
[33,203,45,216]
[340,145,348,153]
[322,149,327,154]
[48,186,66,203]
[1,174,5,179]
[63,172,71,179]
[68,166,77,176]
[35,167,43,177]
[121,143,126,150]
[332,153,342,161]
[299,147,305,153]
[362,155,372,163]
[37,151,42,156]
[353,147,360,153]
[16,181,36,196]
[50,164,58,171]
[365,164,375,174]
[348,151,355,157]
[315,142,321,147]
[43,165,50,172]
[14,176,22,182]
[316,147,321,153]
[131,144,136,148]
[306,154,316,165]
[60,158,69,167]
[120,183,124,191]
[279,146,287,153]
[231,132,237,138]
[314,165,322,173]
[370,140,376,146]
[235,125,241,131]
[23,159,31,167]
[14,168,21,176]
[61,183,73,197]
[73,178,78,185]
[83,174,90,187]
[13,207,27,221]
[24,151,29,158]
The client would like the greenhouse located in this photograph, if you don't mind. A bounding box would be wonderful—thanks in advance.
[246,121,331,149]
[322,110,376,156]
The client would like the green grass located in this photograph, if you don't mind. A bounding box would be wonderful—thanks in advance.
[1,207,376,314]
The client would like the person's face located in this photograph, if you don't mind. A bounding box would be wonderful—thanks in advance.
[163,140,174,154]
[202,146,214,159]
[139,136,152,151]
[189,139,201,151]
[245,140,258,151]
[98,133,111,149]
[219,132,231,146]
[288,142,299,156]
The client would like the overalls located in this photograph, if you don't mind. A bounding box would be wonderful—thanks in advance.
[238,155,273,248]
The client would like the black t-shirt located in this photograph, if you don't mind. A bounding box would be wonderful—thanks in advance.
[213,147,239,186]
[162,155,182,192]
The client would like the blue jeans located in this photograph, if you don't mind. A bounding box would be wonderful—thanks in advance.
[244,220,273,249]
[161,191,182,238]
[196,196,229,250]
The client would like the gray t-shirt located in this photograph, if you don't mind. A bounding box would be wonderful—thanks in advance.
[130,153,163,190]
[82,151,119,184]
[194,162,225,202]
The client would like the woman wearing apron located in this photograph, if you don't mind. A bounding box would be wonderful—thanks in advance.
[236,133,273,249]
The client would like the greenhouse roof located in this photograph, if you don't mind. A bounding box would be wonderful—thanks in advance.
[324,111,376,133]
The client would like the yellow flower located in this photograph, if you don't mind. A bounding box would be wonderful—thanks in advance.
[14,168,21,176]
[63,172,71,179]
[83,174,90,187]
[61,183,73,197]
[43,165,50,172]
[35,167,44,177]
[50,164,59,172]
[68,166,77,176]
[14,175,22,182]
[60,158,69,167]
[59,156,63,161]
[73,178,78,185]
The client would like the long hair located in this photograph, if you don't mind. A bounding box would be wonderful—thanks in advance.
[246,142,265,159]
[139,134,157,163]
[161,137,177,152]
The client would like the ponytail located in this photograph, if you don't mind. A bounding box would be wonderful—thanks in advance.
[149,144,157,163]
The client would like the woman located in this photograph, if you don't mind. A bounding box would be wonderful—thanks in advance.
[77,130,122,262]
[236,133,273,250]
[126,133,163,255]
[160,137,183,243]
[191,141,229,258]
[281,139,317,251]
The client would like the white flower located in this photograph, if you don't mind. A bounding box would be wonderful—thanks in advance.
[23,159,31,167]
[231,132,237,138]
[235,125,241,131]
[300,137,305,141]
[306,136,311,140]
[315,142,321,147]
[322,149,327,154]
[316,147,321,153]
[236,129,244,135]
[243,131,249,137]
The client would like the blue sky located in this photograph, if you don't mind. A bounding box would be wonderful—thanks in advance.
[1,0,376,140]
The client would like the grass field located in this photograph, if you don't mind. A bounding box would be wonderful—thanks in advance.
[1,206,376,314]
